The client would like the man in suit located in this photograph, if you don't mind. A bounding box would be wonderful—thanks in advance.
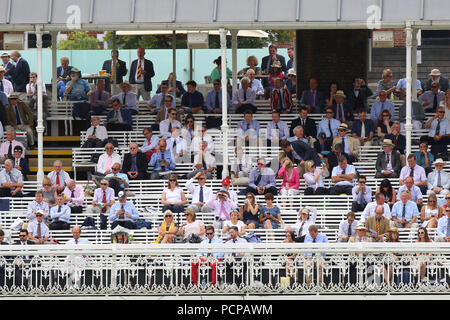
[121,142,149,180]
[129,47,155,101]
[282,139,321,177]
[346,78,373,113]
[425,69,449,93]
[332,123,359,163]
[290,107,317,141]
[12,145,29,181]
[270,78,293,114]
[106,98,133,131]
[351,110,375,146]
[261,44,287,73]
[102,49,128,93]
[375,139,402,178]
[385,122,406,155]
[5,92,34,147]
[365,205,391,242]
[56,56,73,84]
[300,78,325,114]
[9,50,30,101]
[332,91,354,126]
[1,52,15,82]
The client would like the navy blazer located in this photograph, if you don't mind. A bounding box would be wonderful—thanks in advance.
[290,140,321,167]
[351,119,375,138]
[129,58,155,92]
[14,157,29,180]
[107,108,133,130]
[56,65,73,82]
[12,57,30,92]
[122,152,148,174]
[3,61,15,82]
[332,102,354,122]
[300,90,325,114]
[261,54,287,73]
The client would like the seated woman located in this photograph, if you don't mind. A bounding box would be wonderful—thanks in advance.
[376,178,397,209]
[383,226,400,285]
[180,114,196,146]
[259,193,282,230]
[177,208,205,242]
[278,157,300,198]
[161,174,187,225]
[264,61,284,97]
[303,160,329,195]
[154,210,179,243]
[239,192,260,230]
[415,227,433,282]
[325,82,338,108]
[376,110,393,141]
[420,192,443,229]
[40,176,56,207]
[284,69,297,98]
[222,210,246,239]
[238,55,262,76]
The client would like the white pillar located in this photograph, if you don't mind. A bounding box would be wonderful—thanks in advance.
[405,23,413,157]
[411,29,419,101]
[231,30,238,92]
[51,31,58,105]
[172,30,177,89]
[111,31,117,95]
[36,25,45,183]
[219,28,229,178]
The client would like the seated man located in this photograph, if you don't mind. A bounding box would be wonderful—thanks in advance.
[313,132,332,161]
[149,139,176,180]
[348,223,372,243]
[436,207,450,242]
[266,111,289,147]
[109,191,139,229]
[159,107,182,139]
[290,107,317,140]
[351,175,372,212]
[166,126,188,162]
[104,163,130,196]
[64,68,91,101]
[375,139,402,178]
[0,159,24,197]
[332,123,359,163]
[391,191,419,228]
[112,81,138,115]
[66,226,91,245]
[96,143,122,176]
[62,179,85,213]
[5,92,34,148]
[399,154,428,196]
[299,78,325,114]
[287,139,321,178]
[181,80,204,114]
[332,91,354,126]
[122,142,149,180]
[245,69,264,96]
[190,124,215,155]
[232,77,257,114]
[329,155,356,195]
[414,141,434,175]
[326,143,351,173]
[48,160,71,194]
[185,171,213,213]
[370,90,395,124]
[82,116,108,148]
[270,78,293,114]
[238,158,277,196]
[427,158,450,196]
[146,80,176,114]
[12,145,29,181]
[317,107,341,141]
[0,129,25,163]
[337,211,358,242]
[365,205,391,242]
[89,79,110,115]
[26,191,50,223]
[205,79,231,114]
[27,210,49,244]
[106,98,133,131]
[85,179,116,230]
[351,110,375,146]
[385,122,406,155]
[139,127,160,162]
[287,125,309,144]
[155,95,182,126]
[398,91,425,131]
[236,110,260,147]
[397,176,423,210]
[49,193,71,230]
[422,106,450,160]
[360,193,391,223]
[187,141,216,180]
[419,81,445,112]
[231,147,253,184]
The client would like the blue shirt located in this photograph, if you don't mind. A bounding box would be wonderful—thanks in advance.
[396,78,423,91]
[104,172,129,189]
[109,201,140,222]
[66,79,91,101]
[304,233,328,257]
[50,204,71,223]
[391,200,419,222]
[317,118,341,138]
[352,185,372,204]
[413,151,434,169]
[237,119,260,138]
[198,237,224,258]
[0,91,8,106]
[147,93,176,112]
[428,117,450,137]
[205,89,231,111]
[437,216,450,237]
[248,167,276,190]
[370,100,395,121]
[150,151,176,171]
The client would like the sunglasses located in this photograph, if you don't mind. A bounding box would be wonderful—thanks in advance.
[257,163,264,165]
[101,183,108,185]
[429,200,436,203]
[383,114,389,117]
[359,181,366,184]
[326,111,333,114]
[170,113,177,115]
[112,168,119,171]
[164,215,173,218]
[198,177,205,180]
[106,147,114,150]
[169,179,177,182]
[438,111,445,113]
[185,214,192,217]
[206,232,214,235]
[418,232,425,235]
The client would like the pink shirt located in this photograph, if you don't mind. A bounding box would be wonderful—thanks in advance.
[278,167,300,190]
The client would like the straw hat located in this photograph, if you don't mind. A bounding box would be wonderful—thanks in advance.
[429,69,441,76]
[381,139,395,147]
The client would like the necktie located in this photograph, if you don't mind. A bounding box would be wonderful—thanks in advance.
[110,60,115,82]
[168,121,172,133]
[119,204,125,220]
[161,153,165,171]
[302,119,305,127]
[275,123,279,130]
[123,92,127,105]
[137,59,143,81]
[58,205,61,212]
[246,122,250,131]
[75,239,78,244]
[106,156,113,172]
[8,172,16,183]
[215,91,220,109]
[409,166,414,178]
[376,218,380,235]
[71,190,75,198]
[15,106,22,125]
[232,239,237,257]
[92,126,97,136]
[244,89,247,102]
[131,156,137,172]
[341,168,345,175]
[56,172,60,185]
[173,138,177,151]
[437,171,442,187]
[254,172,262,186]
[313,238,316,243]
[7,142,12,159]
[37,222,41,239]
[436,119,441,136]
[202,155,207,170]
[101,191,107,213]
[0,81,3,92]
[298,221,305,236]
[360,121,366,139]
[239,163,243,172]
[386,153,390,169]
[446,217,450,236]
[328,119,333,137]
[347,223,352,237]
[311,90,316,107]
[339,104,344,121]
[114,110,119,121]
[358,188,366,206]
[209,238,212,244]
[342,137,346,153]
[402,203,406,219]
[433,93,438,110]
[220,202,227,220]
[199,186,204,203]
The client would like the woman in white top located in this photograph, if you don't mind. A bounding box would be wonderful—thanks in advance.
[420,192,443,228]
[162,174,187,224]
[177,208,205,242]
[286,206,318,241]
[222,210,246,239]
[303,160,329,195]
[440,89,450,121]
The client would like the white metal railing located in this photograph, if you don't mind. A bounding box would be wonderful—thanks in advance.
[0,243,449,296]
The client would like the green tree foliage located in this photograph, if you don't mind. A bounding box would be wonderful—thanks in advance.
[57,32,101,50]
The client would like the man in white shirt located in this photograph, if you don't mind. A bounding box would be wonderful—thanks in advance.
[245,69,264,96]
[232,77,257,114]
[427,158,450,195]
[230,147,253,184]
[436,207,450,242]
[85,179,116,230]
[360,193,391,223]
[159,107,182,139]
[27,190,50,223]
[146,81,175,114]
[166,126,187,162]
[96,143,122,176]
[185,172,213,213]
[399,154,428,195]
[337,211,358,242]
[188,141,216,180]
[190,124,215,155]
[397,176,423,209]
[48,160,71,193]
[66,226,91,245]
[0,130,25,163]
[112,81,138,115]
[82,116,108,148]
[139,127,160,163]
[329,156,356,195]
[27,211,49,244]
[266,111,289,147]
